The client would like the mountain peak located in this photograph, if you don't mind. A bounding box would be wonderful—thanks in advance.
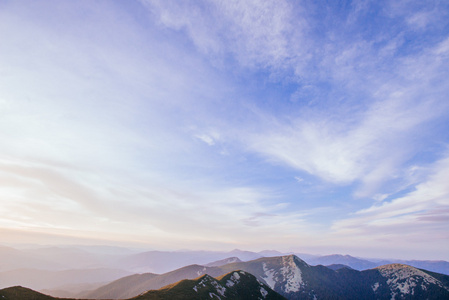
[206,256,242,267]
[283,254,309,267]
[373,263,449,298]
[376,263,412,270]
[133,270,286,300]
[376,263,443,285]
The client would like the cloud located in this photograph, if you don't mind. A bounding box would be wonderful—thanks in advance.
[238,19,449,198]
[141,0,303,70]
[329,152,449,256]
[0,155,309,249]
[0,0,301,248]
[1,0,449,257]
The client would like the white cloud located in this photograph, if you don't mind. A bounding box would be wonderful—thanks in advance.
[329,152,449,256]
[141,0,303,70]
[1,0,449,257]
[0,0,301,248]
[240,24,449,198]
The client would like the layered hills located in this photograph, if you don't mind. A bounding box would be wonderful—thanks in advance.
[2,244,449,300]
[85,255,449,300]
[0,271,284,300]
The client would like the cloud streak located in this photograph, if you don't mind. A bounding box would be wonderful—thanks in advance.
[0,0,449,258]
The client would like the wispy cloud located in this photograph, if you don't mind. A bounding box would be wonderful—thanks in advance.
[141,0,303,70]
[329,151,449,258]
[1,0,449,257]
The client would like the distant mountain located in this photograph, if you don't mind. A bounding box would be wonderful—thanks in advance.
[83,264,225,299]
[258,250,288,257]
[80,272,159,299]
[397,260,449,276]
[0,268,132,290]
[0,271,286,300]
[304,254,449,275]
[228,249,263,261]
[0,246,64,271]
[88,254,449,300]
[325,264,354,271]
[306,254,378,270]
[133,271,286,300]
[20,246,113,269]
[205,257,242,267]
[115,249,262,274]
[40,281,105,298]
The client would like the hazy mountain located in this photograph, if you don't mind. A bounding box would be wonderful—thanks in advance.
[0,245,133,272]
[133,271,286,300]
[304,253,449,275]
[325,264,354,271]
[227,249,264,261]
[396,260,449,276]
[0,267,132,290]
[2,255,449,299]
[83,264,226,299]
[115,249,262,274]
[0,246,64,271]
[87,254,449,300]
[40,281,106,298]
[0,271,286,300]
[306,254,378,270]
[71,244,142,255]
[205,257,242,267]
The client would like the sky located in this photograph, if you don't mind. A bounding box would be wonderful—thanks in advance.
[1,0,449,260]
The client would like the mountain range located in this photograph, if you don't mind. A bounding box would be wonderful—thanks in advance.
[1,254,449,299]
[2,244,449,299]
[81,254,449,300]
[0,271,284,300]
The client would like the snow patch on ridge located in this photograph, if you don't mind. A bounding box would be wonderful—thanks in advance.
[226,271,242,287]
[377,264,448,298]
[262,262,276,289]
[211,280,226,297]
[193,275,211,292]
[262,256,305,294]
[280,255,304,293]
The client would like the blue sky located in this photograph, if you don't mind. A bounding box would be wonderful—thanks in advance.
[1,0,449,260]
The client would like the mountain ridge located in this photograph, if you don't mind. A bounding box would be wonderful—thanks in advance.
[86,254,449,300]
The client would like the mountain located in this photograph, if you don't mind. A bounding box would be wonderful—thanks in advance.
[221,255,449,299]
[372,264,449,299]
[325,264,354,271]
[40,281,106,298]
[132,271,286,300]
[205,257,242,267]
[83,264,226,299]
[306,254,378,270]
[259,250,288,257]
[88,254,449,300]
[115,249,262,274]
[0,271,286,300]
[227,249,264,261]
[0,246,64,271]
[0,267,132,290]
[0,286,58,300]
[303,253,449,275]
[397,260,449,276]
